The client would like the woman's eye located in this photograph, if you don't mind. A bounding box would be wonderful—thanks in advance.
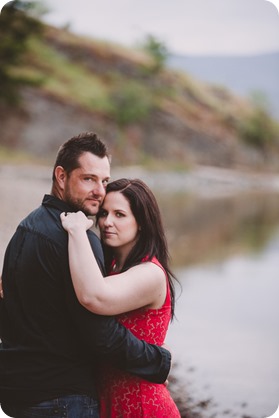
[116,212,124,218]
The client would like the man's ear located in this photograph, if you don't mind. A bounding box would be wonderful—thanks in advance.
[54,166,67,190]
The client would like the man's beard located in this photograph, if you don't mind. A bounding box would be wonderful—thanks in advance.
[64,192,98,217]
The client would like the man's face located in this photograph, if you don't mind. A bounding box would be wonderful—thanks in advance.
[63,152,110,216]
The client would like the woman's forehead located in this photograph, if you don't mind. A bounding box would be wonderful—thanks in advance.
[103,191,130,209]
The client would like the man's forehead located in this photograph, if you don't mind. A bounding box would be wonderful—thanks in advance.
[77,153,110,174]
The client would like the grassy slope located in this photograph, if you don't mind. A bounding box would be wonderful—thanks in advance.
[2,23,279,169]
[19,25,249,132]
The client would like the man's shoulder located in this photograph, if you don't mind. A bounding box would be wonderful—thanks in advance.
[87,229,101,247]
[19,199,66,246]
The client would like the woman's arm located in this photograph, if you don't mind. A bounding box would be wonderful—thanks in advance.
[60,212,166,316]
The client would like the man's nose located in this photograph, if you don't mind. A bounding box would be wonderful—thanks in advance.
[93,182,106,197]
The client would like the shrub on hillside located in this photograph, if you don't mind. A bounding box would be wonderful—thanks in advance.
[109,82,153,125]
[0,0,43,105]
[238,99,279,150]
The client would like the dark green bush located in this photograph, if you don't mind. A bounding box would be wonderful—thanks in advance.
[109,82,153,126]
[142,34,169,74]
[238,98,278,149]
[0,0,43,104]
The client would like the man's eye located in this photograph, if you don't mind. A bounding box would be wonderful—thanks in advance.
[98,210,107,218]
[102,180,109,186]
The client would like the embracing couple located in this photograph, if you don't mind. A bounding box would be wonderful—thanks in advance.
[0,132,180,417]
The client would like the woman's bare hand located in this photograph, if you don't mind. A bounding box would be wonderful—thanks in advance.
[60,211,93,233]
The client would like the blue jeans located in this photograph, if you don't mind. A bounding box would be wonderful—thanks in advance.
[1,394,99,418]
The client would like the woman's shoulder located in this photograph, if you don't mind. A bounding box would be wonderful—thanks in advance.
[143,256,164,270]
[141,256,167,279]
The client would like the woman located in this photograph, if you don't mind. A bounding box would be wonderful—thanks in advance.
[60,178,180,418]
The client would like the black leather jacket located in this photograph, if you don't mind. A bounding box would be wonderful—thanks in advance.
[0,195,171,405]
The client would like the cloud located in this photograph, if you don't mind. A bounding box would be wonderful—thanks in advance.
[1,0,278,54]
[43,0,279,54]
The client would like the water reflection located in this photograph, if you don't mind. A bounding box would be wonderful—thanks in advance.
[157,191,279,267]
[158,192,279,418]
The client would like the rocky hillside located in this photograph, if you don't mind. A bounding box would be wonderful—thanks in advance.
[1,22,279,171]
[168,51,279,121]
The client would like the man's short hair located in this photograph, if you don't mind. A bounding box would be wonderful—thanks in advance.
[52,132,109,181]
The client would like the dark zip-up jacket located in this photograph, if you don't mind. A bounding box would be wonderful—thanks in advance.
[0,195,171,405]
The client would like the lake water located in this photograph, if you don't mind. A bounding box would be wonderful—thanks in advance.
[163,195,279,418]
[1,166,279,418]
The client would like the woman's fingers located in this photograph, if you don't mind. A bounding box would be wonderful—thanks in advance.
[60,211,94,231]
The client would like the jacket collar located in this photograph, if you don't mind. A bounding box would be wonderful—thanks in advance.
[42,194,75,213]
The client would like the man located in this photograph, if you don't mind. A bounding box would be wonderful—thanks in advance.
[0,132,171,418]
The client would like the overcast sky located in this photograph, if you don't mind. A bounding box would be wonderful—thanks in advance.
[1,0,279,55]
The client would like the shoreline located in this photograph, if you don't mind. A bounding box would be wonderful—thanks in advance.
[1,163,279,198]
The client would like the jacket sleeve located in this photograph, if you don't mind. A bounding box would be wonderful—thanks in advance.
[63,232,171,384]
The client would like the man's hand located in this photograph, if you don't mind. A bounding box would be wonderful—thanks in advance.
[0,276,3,298]
[162,343,172,386]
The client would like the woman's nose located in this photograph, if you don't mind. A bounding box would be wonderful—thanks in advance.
[103,214,113,226]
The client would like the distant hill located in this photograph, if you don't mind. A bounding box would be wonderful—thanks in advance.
[1,20,279,171]
[168,52,279,120]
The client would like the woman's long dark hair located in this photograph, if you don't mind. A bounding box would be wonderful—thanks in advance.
[97,178,178,319]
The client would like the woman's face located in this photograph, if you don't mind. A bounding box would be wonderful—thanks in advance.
[98,191,139,254]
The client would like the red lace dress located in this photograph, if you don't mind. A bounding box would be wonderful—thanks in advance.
[98,257,180,418]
